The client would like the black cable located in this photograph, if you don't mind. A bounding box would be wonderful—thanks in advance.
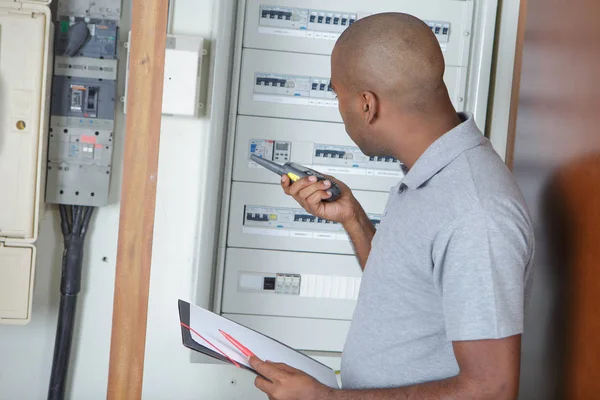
[48,204,95,400]
[72,206,83,234]
[80,207,95,238]
[59,205,70,237]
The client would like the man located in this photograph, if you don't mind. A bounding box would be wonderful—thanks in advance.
[249,12,535,400]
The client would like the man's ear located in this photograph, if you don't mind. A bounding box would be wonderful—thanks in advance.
[361,91,378,124]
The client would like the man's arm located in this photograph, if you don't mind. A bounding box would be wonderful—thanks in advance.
[343,207,376,269]
[281,174,375,269]
[250,335,521,400]
[328,335,521,400]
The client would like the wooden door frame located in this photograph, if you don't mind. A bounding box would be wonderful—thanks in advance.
[504,0,528,169]
[106,0,168,398]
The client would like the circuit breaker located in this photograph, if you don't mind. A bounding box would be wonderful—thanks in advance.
[206,0,498,355]
[0,0,53,324]
[234,116,404,191]
[228,182,387,254]
[45,2,121,207]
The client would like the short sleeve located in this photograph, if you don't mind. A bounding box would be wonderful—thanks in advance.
[432,211,532,341]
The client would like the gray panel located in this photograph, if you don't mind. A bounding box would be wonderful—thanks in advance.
[54,56,118,80]
[51,76,116,120]
[50,115,115,131]
[45,125,113,207]
[45,162,111,206]
[55,17,118,59]
[57,0,122,20]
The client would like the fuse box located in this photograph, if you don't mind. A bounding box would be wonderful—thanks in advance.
[203,0,499,356]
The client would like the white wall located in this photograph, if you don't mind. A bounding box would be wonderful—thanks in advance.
[0,0,266,399]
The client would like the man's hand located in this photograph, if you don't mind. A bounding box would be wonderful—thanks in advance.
[249,356,334,400]
[281,174,360,224]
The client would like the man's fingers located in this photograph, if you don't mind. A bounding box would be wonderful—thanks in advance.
[249,356,283,381]
[280,175,291,194]
[254,376,276,395]
[297,180,330,202]
[306,189,331,205]
[288,176,317,197]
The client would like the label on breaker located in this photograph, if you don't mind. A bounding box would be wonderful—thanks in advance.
[258,5,358,41]
[242,205,381,240]
[253,73,338,108]
[313,144,404,178]
[248,139,291,163]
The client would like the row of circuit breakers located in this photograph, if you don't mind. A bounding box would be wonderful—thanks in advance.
[208,0,491,354]
[46,1,122,207]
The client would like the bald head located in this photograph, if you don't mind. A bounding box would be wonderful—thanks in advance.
[332,12,446,111]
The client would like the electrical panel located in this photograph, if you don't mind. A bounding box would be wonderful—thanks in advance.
[0,0,53,324]
[204,0,499,356]
[233,116,404,191]
[46,1,122,207]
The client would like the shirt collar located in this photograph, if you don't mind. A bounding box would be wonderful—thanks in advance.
[399,112,486,190]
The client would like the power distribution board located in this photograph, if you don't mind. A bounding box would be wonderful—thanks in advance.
[46,4,121,207]
[206,0,499,356]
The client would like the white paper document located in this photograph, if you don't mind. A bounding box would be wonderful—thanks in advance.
[180,300,339,388]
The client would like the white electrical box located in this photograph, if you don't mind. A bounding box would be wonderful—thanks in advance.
[233,116,404,191]
[201,0,499,356]
[0,0,53,324]
[124,33,205,118]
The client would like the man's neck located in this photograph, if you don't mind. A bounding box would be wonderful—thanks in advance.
[389,110,462,169]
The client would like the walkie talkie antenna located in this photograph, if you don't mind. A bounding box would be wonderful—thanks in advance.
[250,154,286,175]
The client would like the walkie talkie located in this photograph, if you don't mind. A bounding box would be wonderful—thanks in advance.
[250,154,342,202]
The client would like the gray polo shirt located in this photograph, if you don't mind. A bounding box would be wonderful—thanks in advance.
[341,113,535,389]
